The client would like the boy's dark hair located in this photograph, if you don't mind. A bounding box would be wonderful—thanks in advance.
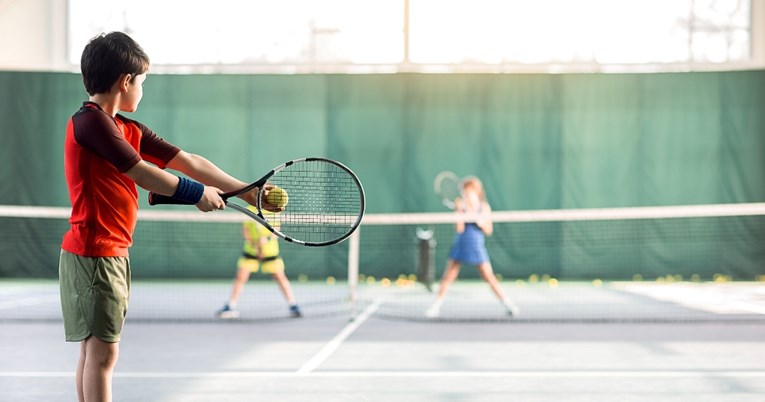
[81,32,150,95]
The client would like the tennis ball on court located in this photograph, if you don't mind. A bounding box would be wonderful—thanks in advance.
[266,186,288,209]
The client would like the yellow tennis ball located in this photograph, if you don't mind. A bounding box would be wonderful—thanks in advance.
[266,186,288,208]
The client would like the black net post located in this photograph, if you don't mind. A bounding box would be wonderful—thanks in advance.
[416,227,436,291]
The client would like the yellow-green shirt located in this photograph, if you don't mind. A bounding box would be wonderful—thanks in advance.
[243,206,279,257]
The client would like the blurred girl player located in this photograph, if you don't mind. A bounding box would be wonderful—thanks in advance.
[425,177,521,318]
[59,32,265,402]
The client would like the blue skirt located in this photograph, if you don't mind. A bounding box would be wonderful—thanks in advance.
[448,224,489,265]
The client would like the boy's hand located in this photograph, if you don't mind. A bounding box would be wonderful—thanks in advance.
[260,184,285,213]
[195,186,225,212]
[238,187,259,207]
[238,184,285,213]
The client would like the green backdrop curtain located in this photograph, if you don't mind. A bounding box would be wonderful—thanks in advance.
[1,71,763,279]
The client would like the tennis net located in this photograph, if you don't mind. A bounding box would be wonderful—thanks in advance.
[1,203,764,323]
[0,205,351,322]
[348,203,765,322]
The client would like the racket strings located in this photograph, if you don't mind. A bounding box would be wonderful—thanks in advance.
[265,160,363,243]
[435,171,461,209]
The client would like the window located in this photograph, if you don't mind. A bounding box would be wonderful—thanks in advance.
[409,0,751,65]
[68,0,403,67]
[68,0,752,72]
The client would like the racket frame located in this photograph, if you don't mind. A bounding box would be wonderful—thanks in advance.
[151,157,365,247]
[433,170,461,210]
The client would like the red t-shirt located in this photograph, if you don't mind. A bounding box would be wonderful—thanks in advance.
[62,102,180,257]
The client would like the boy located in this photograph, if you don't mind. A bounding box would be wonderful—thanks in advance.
[218,206,302,319]
[60,32,264,402]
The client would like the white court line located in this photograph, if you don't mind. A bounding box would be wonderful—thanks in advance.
[2,370,765,378]
[296,299,381,374]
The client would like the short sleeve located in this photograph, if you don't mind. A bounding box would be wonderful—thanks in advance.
[127,118,181,169]
[72,109,141,173]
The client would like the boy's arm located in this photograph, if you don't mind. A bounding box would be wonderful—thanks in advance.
[124,160,224,212]
[166,150,258,206]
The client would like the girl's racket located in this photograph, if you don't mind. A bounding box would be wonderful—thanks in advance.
[149,157,365,247]
[433,170,461,210]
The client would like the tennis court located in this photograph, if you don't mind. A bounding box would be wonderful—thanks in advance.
[3,1,765,401]
[2,281,765,402]
[3,161,765,402]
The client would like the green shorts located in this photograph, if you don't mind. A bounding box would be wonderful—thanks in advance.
[59,250,131,343]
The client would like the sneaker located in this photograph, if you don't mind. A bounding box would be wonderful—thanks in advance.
[216,303,240,319]
[504,299,520,317]
[289,304,302,318]
[425,303,441,318]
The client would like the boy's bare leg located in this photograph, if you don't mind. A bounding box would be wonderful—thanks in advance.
[228,268,251,305]
[272,271,296,305]
[76,341,86,402]
[82,336,119,402]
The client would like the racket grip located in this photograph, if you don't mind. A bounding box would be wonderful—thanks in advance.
[148,192,197,205]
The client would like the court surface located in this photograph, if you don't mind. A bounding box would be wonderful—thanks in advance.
[2,312,765,401]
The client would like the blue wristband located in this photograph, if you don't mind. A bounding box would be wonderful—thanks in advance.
[173,177,205,205]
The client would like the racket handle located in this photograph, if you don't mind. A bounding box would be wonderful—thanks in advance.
[147,192,197,205]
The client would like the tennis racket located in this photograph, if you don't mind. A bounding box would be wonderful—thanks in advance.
[433,170,461,210]
[149,157,365,247]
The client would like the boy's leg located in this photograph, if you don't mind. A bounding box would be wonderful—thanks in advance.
[60,251,129,401]
[271,271,296,305]
[76,341,86,402]
[228,266,252,305]
[264,259,301,317]
[82,336,119,402]
[218,259,255,318]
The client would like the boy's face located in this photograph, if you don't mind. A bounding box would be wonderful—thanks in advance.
[120,73,146,113]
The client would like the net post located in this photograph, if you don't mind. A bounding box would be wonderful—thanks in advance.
[347,227,361,320]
